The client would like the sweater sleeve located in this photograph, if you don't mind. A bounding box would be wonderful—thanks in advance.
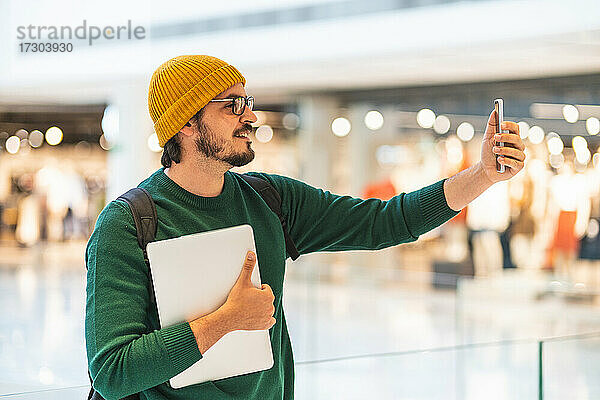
[85,201,201,400]
[249,173,459,255]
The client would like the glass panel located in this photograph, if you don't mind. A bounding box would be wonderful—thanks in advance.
[542,334,600,400]
[295,341,539,400]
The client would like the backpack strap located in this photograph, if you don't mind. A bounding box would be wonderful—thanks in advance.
[237,173,300,261]
[117,187,158,306]
[87,189,155,400]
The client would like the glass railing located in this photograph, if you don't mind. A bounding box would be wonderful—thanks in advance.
[5,333,598,399]
[295,333,600,400]
[2,252,599,399]
[0,385,89,399]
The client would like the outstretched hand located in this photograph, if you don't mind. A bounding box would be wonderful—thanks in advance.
[479,109,526,183]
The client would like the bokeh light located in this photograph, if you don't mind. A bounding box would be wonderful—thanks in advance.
[433,115,451,134]
[28,130,44,148]
[562,104,579,123]
[147,133,161,153]
[528,126,545,144]
[586,117,599,135]
[16,129,28,139]
[99,134,112,151]
[576,148,591,165]
[101,105,119,144]
[416,109,435,128]
[282,113,300,130]
[364,110,384,130]
[45,126,63,146]
[331,117,351,137]
[5,136,20,154]
[456,122,475,142]
[572,136,587,153]
[546,136,563,155]
[256,125,274,143]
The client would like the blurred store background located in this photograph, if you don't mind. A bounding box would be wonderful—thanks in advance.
[1,0,600,399]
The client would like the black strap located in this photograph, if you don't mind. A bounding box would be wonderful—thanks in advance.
[116,187,158,307]
[87,370,95,400]
[117,188,158,250]
[237,173,300,261]
[86,188,157,400]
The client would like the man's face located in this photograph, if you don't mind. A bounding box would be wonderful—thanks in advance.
[193,83,257,167]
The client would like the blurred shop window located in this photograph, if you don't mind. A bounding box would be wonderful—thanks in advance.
[35,165,88,242]
[1,164,97,246]
[466,181,510,277]
[545,163,591,280]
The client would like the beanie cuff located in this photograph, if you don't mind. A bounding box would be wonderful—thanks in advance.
[154,64,246,147]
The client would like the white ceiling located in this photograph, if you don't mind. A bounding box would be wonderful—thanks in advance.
[1,0,599,104]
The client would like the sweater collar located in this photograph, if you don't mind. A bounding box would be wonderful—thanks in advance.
[154,167,235,209]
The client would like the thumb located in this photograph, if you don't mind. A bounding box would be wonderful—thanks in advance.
[483,109,498,141]
[236,251,256,286]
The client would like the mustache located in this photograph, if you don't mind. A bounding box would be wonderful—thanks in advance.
[233,124,253,136]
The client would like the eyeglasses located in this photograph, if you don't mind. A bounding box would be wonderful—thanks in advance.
[209,95,254,116]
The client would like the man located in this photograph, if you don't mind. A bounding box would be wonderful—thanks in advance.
[85,55,525,400]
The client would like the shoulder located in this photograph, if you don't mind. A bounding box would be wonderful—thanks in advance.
[89,200,135,242]
[86,199,140,264]
[242,172,313,195]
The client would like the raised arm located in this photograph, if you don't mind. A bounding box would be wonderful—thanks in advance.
[248,173,459,256]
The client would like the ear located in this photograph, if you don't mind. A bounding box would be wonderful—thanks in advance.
[179,120,195,138]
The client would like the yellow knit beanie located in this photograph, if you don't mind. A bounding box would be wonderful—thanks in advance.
[148,55,246,147]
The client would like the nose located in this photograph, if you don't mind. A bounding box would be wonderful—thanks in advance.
[241,106,257,124]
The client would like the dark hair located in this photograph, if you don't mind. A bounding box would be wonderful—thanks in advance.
[160,133,181,168]
[160,107,205,168]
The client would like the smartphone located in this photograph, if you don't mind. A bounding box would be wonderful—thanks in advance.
[494,98,507,173]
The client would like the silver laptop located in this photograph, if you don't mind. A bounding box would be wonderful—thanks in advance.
[146,224,274,388]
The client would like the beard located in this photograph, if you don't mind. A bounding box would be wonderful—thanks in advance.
[194,121,255,167]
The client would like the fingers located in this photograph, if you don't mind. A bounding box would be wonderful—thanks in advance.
[262,283,276,329]
[492,145,525,162]
[261,284,276,305]
[261,283,274,296]
[237,251,256,286]
[501,121,519,135]
[497,155,524,171]
[260,284,276,319]
[495,132,525,151]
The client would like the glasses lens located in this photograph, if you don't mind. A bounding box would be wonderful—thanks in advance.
[247,96,254,111]
[232,97,243,115]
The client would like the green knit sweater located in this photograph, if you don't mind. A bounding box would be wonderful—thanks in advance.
[85,168,458,400]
